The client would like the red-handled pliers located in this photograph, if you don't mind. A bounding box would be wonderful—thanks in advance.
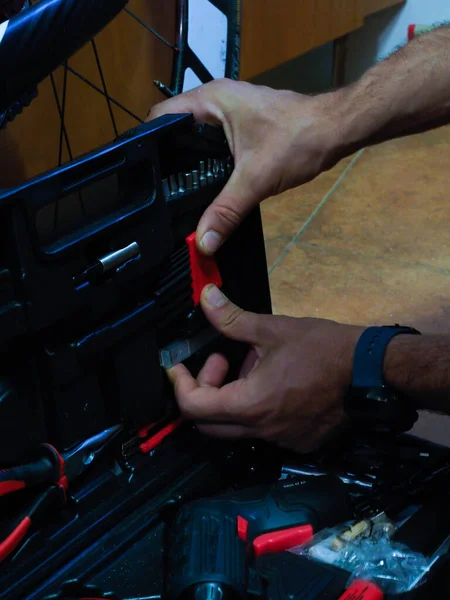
[0,424,122,563]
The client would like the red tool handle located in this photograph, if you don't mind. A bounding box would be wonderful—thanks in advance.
[0,485,65,563]
[338,580,384,600]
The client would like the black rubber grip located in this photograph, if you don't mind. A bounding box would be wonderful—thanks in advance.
[167,507,247,600]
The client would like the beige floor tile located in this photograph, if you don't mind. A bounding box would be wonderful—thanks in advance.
[301,127,450,271]
[269,242,450,334]
[261,154,358,269]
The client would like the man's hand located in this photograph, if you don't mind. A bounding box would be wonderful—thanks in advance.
[148,79,342,255]
[167,284,363,453]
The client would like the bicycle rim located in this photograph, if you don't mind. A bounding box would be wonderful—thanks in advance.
[0,0,240,189]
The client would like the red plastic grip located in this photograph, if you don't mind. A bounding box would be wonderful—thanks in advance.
[252,524,314,557]
[0,480,26,496]
[139,418,184,454]
[186,232,222,306]
[0,516,31,562]
[408,24,416,41]
[338,580,384,600]
[237,516,249,542]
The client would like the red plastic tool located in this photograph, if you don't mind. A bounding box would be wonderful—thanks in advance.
[185,232,222,306]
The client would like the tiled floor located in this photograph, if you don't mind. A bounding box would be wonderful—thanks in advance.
[261,125,450,446]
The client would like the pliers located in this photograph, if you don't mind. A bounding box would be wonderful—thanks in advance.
[0,424,122,563]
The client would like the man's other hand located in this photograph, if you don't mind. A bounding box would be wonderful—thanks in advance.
[147,79,342,256]
[166,285,363,453]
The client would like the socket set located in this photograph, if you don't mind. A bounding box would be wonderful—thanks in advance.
[162,156,233,200]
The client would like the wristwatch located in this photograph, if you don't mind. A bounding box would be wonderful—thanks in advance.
[344,325,421,433]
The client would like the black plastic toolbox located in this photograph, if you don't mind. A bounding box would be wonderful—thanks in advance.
[0,116,449,600]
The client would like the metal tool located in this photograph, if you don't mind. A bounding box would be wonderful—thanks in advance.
[192,170,199,189]
[281,464,375,490]
[185,172,193,192]
[177,173,185,194]
[169,174,178,196]
[159,327,221,369]
[153,79,175,99]
[162,178,170,199]
[0,425,122,563]
[199,160,206,186]
[206,158,214,184]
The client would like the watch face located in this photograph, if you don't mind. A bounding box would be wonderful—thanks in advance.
[345,387,417,433]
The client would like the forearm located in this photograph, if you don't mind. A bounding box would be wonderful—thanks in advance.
[384,334,450,414]
[332,24,450,158]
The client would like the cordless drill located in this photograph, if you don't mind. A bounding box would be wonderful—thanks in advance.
[167,475,354,600]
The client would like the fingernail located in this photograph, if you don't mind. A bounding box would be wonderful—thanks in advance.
[203,284,227,307]
[200,230,222,255]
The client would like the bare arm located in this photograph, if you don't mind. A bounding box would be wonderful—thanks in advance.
[334,24,450,159]
[385,334,450,415]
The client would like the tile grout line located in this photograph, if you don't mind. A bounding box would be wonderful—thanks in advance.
[297,240,450,277]
[268,148,366,275]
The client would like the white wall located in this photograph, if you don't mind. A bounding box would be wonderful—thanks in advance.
[345,0,450,83]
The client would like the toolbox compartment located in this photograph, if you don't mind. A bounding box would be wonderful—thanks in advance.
[1,117,450,600]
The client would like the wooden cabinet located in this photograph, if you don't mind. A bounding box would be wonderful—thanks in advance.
[240,0,406,80]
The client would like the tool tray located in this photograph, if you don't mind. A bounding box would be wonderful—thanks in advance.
[0,116,449,600]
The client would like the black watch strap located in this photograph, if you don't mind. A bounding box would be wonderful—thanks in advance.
[352,325,421,389]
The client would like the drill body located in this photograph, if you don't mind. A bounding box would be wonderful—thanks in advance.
[167,475,353,600]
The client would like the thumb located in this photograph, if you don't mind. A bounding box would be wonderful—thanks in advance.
[196,166,260,255]
[201,284,270,347]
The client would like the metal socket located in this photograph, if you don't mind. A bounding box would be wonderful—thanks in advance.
[185,173,193,191]
[199,160,206,186]
[177,173,185,194]
[98,242,140,273]
[169,174,178,196]
[162,179,170,199]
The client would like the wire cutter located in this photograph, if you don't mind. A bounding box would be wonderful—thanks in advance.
[0,424,122,563]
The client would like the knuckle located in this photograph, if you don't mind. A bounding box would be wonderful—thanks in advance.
[214,202,243,229]
[221,305,246,332]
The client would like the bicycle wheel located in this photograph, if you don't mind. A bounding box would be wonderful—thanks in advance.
[0,0,241,187]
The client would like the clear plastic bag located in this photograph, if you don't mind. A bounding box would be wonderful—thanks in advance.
[289,518,433,594]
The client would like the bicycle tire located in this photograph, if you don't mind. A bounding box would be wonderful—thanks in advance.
[0,0,241,176]
[0,0,129,120]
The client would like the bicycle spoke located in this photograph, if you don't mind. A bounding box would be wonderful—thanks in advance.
[124,7,177,51]
[58,61,68,167]
[91,38,118,138]
[66,65,143,124]
[50,71,79,232]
